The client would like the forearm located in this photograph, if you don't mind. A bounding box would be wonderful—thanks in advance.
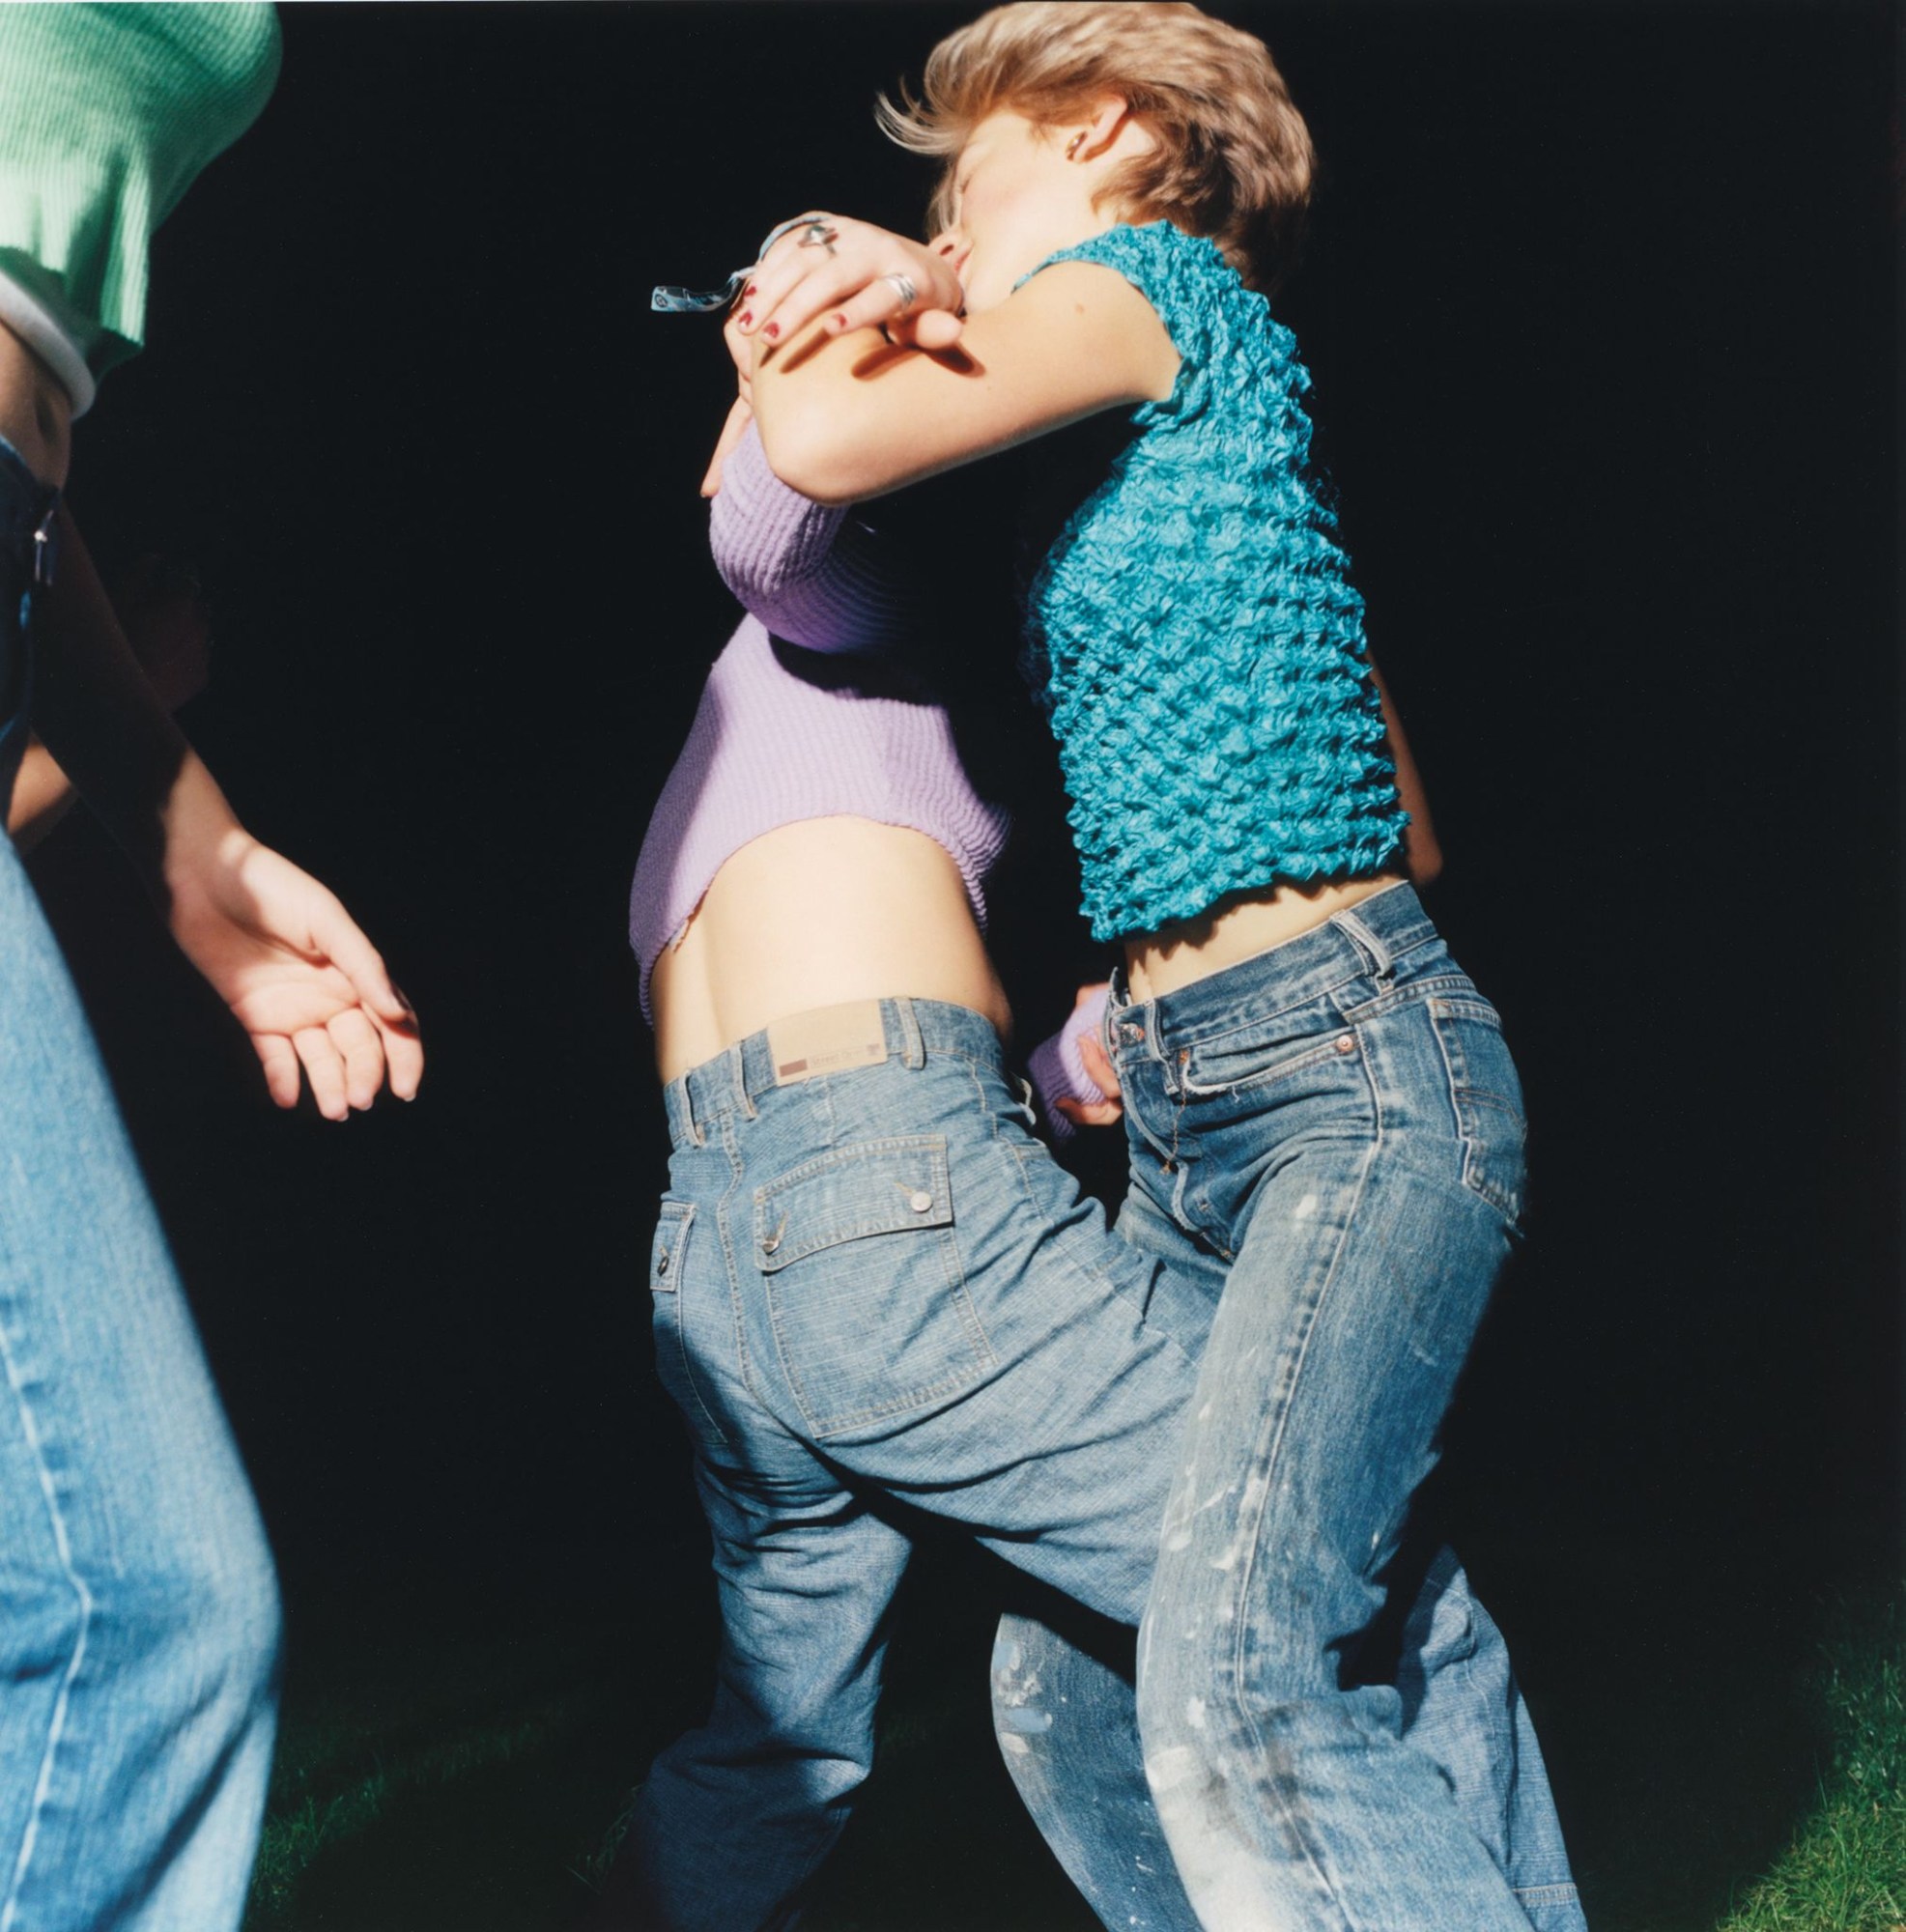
[1371,665,1442,886]
[29,505,240,904]
[5,738,78,851]
[750,265,1174,507]
[711,423,917,653]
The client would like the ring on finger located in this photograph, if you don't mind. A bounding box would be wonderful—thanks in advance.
[798,217,839,256]
[879,270,919,313]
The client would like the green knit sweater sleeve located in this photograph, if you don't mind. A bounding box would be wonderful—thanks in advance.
[0,2,280,411]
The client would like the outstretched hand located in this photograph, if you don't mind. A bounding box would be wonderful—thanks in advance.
[735,213,966,351]
[167,833,422,1119]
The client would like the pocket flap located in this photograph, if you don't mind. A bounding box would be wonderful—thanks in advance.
[650,1200,695,1293]
[754,1138,953,1274]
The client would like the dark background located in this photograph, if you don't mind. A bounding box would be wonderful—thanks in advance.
[25,2,1899,1921]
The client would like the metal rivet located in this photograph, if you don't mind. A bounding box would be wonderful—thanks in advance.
[1121,1023,1144,1043]
[656,1250,670,1275]
[909,1189,934,1213]
[1336,1036,1355,1054]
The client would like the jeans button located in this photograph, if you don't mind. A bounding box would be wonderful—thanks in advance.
[1336,1035,1355,1054]
[908,1189,934,1214]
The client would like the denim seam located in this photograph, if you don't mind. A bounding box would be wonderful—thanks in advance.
[653,1204,730,1447]
[1425,1006,1523,1224]
[0,1305,95,1930]
[757,1212,986,1437]
[1331,973,1473,1028]
[1515,1883,1583,1904]
[1177,1027,1353,1101]
[715,1112,768,1415]
[1219,1037,1384,1928]
[991,1074,1201,1370]
[1158,970,1361,1051]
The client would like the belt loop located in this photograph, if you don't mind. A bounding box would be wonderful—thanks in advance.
[1330,906,1395,983]
[675,1076,706,1151]
[729,1041,757,1121]
[893,997,925,1070]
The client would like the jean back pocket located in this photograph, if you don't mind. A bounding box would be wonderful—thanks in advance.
[753,1137,993,1438]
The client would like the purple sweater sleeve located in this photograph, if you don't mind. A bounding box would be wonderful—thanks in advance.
[708,421,917,655]
[1027,990,1112,1145]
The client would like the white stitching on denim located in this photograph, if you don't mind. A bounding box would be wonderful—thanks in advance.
[0,1318,94,1931]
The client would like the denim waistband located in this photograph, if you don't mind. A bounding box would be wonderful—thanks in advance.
[1108,881,1443,1055]
[664,997,1007,1151]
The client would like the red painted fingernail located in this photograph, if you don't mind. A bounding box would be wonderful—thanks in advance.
[763,321,780,339]
[830,313,847,329]
[738,310,753,327]
[744,283,757,297]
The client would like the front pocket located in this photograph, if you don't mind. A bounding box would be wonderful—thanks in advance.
[1178,1005,1355,1099]
[753,1137,994,1438]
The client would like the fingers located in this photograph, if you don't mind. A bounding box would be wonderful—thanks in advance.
[825,281,935,340]
[1078,1028,1122,1099]
[1056,1095,1125,1129]
[900,307,966,352]
[738,218,960,349]
[251,1032,302,1110]
[305,892,411,1029]
[327,1007,386,1113]
[293,1025,351,1122]
[370,1003,425,1103]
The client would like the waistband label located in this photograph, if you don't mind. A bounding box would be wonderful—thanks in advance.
[768,1001,889,1085]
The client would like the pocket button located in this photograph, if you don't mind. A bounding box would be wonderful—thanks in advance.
[908,1189,934,1214]
[1336,1035,1355,1054]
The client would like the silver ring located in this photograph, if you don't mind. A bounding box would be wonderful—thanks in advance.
[880,271,919,313]
[797,217,839,256]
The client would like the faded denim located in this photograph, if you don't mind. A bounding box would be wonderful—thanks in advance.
[621,999,1213,1932]
[622,994,1579,1932]
[1111,883,1581,1929]
[0,435,281,1932]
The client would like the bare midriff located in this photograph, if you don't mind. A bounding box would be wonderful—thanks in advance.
[651,816,1013,1083]
[1124,871,1409,1003]
[0,323,72,489]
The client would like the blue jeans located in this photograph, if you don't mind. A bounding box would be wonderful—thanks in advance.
[0,438,280,1930]
[1108,884,1579,1928]
[618,996,1576,1930]
[618,999,1214,1931]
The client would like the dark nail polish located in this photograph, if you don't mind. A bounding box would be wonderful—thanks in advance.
[738,310,753,327]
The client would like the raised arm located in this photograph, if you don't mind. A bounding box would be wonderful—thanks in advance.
[749,260,1177,509]
[709,416,921,656]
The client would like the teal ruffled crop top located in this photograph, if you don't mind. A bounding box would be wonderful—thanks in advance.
[1019,221,1405,941]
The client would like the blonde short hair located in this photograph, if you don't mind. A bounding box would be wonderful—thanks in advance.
[877,2,1315,292]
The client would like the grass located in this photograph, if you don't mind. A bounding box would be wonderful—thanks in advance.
[242,1557,1906,1931]
[1714,1586,1905,1932]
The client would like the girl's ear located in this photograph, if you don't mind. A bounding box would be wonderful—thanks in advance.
[1074,95,1136,161]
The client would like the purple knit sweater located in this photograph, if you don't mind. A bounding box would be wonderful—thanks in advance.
[628,425,1012,1021]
